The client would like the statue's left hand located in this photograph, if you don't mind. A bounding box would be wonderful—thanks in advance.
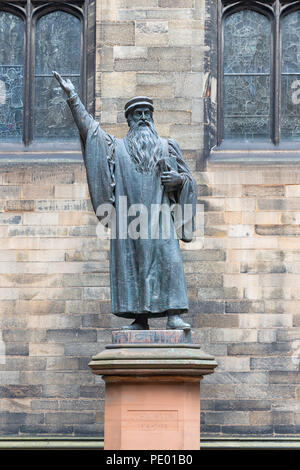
[161,170,184,192]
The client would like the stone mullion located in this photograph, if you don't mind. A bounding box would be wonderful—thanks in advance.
[272,0,281,145]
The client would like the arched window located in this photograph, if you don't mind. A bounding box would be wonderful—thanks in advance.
[223,9,271,141]
[281,10,300,140]
[0,1,95,157]
[0,11,24,142]
[212,0,300,161]
[34,11,82,141]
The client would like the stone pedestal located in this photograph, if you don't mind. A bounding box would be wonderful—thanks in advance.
[89,330,217,450]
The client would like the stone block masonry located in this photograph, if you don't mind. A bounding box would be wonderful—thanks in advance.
[0,162,108,436]
[0,0,299,440]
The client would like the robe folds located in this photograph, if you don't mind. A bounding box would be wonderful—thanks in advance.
[67,94,197,318]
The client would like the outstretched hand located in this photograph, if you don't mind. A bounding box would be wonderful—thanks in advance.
[53,71,75,97]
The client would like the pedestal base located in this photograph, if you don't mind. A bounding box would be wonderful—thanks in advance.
[89,330,217,450]
[104,377,201,450]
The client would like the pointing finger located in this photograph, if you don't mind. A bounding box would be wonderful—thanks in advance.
[53,71,60,79]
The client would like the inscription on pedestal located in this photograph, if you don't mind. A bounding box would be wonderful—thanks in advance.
[125,410,178,431]
[112,329,192,345]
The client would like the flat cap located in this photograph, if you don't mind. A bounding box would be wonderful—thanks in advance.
[124,96,154,118]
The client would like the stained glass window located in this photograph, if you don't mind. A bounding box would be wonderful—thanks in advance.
[34,11,81,141]
[224,9,271,141]
[281,11,300,140]
[0,12,24,142]
[0,1,93,150]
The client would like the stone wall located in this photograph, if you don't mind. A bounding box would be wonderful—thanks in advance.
[198,163,300,436]
[0,0,299,439]
[0,163,108,435]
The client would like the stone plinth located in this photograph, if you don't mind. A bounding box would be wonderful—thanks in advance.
[89,330,217,450]
[111,329,192,345]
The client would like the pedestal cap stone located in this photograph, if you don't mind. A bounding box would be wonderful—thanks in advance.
[89,329,217,378]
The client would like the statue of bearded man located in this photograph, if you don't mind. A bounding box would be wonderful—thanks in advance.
[53,71,197,331]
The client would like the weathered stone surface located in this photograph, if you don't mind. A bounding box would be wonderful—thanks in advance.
[135,20,168,46]
[243,185,285,197]
[205,411,250,426]
[100,21,135,46]
[159,0,193,7]
[45,412,96,425]
[255,224,300,236]
[0,186,20,199]
[215,400,271,411]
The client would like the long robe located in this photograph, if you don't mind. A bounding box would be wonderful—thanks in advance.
[67,94,197,318]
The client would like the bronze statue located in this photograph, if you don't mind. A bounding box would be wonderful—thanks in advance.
[53,71,197,331]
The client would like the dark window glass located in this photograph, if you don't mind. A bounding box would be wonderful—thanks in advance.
[281,11,300,140]
[34,11,81,141]
[0,12,24,142]
[224,9,271,141]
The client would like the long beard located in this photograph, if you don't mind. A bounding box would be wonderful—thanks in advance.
[126,121,162,173]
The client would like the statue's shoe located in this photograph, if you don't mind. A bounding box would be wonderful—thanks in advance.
[122,320,149,330]
[166,314,191,330]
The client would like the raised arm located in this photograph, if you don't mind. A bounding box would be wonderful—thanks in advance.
[53,71,93,142]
